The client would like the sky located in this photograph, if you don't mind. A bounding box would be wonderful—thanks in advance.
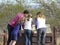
[0,0,41,8]
[0,0,57,4]
[0,0,60,9]
[0,0,17,4]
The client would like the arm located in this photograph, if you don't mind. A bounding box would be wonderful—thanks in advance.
[34,18,37,29]
[21,17,25,29]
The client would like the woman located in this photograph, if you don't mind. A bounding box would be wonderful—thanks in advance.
[24,14,33,45]
[36,12,47,45]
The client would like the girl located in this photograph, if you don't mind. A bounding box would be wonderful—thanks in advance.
[24,14,33,45]
[7,10,29,45]
[36,12,47,45]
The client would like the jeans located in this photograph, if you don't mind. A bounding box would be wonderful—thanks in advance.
[24,29,32,45]
[37,28,46,45]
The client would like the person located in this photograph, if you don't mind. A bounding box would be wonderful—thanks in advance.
[9,17,25,45]
[7,10,29,45]
[34,16,37,29]
[24,14,33,45]
[36,12,47,45]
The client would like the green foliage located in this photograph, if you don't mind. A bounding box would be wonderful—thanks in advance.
[0,13,3,18]
[0,2,60,29]
[0,4,25,29]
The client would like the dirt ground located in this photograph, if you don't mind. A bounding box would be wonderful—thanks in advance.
[56,33,60,45]
[56,37,60,45]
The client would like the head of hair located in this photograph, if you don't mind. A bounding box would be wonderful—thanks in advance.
[23,10,29,14]
[28,14,32,18]
[27,14,32,21]
[36,11,45,18]
[36,11,41,15]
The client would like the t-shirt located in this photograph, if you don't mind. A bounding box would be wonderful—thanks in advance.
[37,18,46,29]
[9,13,24,27]
[24,18,32,30]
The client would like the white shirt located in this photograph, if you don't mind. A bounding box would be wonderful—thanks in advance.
[37,18,46,29]
[24,18,32,30]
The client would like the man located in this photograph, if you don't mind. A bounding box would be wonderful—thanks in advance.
[7,10,29,45]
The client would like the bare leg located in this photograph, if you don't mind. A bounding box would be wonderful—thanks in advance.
[9,40,16,45]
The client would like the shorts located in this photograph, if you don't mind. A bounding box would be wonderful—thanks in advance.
[11,24,21,41]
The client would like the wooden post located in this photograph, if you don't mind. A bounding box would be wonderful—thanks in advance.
[52,26,56,45]
[3,30,7,45]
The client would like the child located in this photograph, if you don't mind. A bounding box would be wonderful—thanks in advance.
[24,14,33,45]
[7,10,29,45]
[36,12,47,45]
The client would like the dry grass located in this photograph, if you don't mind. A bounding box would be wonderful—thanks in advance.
[56,37,60,45]
[0,35,3,45]
[56,32,60,45]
